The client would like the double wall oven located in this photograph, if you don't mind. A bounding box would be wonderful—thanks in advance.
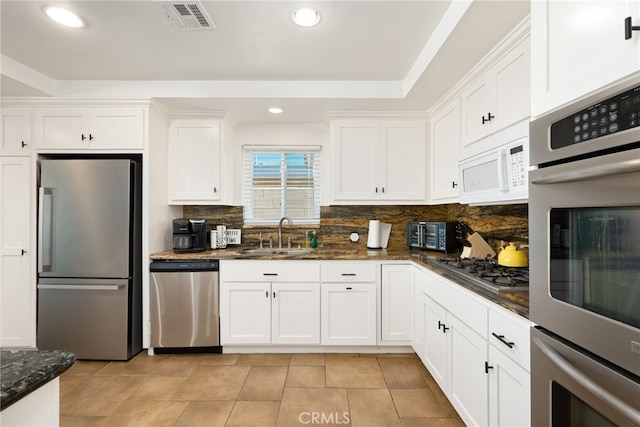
[529,75,640,426]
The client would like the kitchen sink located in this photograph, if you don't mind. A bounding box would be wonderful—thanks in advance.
[237,248,315,256]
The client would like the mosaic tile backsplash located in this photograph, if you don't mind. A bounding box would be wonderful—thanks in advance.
[182,204,528,253]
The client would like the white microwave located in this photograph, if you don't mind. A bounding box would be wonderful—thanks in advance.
[458,120,529,205]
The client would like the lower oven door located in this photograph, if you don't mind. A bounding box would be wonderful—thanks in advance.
[529,146,640,377]
[531,327,640,427]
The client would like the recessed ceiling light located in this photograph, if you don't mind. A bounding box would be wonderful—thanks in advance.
[291,8,320,27]
[268,106,285,114]
[44,6,85,28]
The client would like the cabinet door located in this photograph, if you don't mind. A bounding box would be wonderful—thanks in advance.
[90,108,144,150]
[34,109,87,150]
[531,0,640,117]
[0,157,35,347]
[321,282,376,345]
[168,120,222,203]
[331,120,378,201]
[412,268,428,360]
[1,108,31,155]
[381,264,412,342]
[430,99,461,202]
[272,283,320,344]
[220,282,270,344]
[488,345,530,427]
[422,294,448,390]
[492,38,530,132]
[379,120,426,201]
[461,74,494,146]
[449,315,489,427]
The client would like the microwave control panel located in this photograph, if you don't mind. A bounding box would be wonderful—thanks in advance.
[508,144,527,188]
[551,84,640,150]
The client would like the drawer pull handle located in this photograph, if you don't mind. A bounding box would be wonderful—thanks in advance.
[341,273,356,276]
[263,273,278,276]
[492,332,515,348]
[346,287,353,290]
[438,321,449,333]
[625,16,640,40]
[485,361,494,374]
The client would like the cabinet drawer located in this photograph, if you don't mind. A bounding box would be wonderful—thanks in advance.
[221,260,319,282]
[321,262,377,282]
[488,307,532,369]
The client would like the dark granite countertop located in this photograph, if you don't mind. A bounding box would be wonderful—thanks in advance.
[151,246,530,319]
[1,350,75,410]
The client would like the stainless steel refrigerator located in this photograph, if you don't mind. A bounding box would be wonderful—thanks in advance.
[37,156,142,360]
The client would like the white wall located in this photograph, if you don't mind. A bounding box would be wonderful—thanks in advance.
[232,122,330,205]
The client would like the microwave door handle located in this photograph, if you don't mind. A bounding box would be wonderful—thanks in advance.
[497,148,508,191]
[533,337,640,424]
[531,157,640,185]
[38,187,53,273]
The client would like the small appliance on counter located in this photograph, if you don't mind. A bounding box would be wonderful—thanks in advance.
[173,218,207,253]
[406,221,458,252]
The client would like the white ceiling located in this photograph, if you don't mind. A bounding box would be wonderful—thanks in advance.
[0,1,530,123]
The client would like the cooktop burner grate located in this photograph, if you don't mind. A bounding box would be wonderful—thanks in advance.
[434,257,529,292]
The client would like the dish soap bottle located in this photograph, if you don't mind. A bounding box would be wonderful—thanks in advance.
[310,231,318,248]
[304,231,310,248]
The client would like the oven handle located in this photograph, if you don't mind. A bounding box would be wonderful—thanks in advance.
[533,337,640,423]
[530,157,640,184]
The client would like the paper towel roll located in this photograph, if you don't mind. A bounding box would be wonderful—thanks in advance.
[367,220,382,249]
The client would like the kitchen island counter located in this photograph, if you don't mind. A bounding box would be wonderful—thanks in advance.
[151,246,529,319]
[0,349,75,410]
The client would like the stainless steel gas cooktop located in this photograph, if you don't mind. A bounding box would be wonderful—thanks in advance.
[431,257,529,293]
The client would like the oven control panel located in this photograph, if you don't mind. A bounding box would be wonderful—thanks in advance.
[551,84,640,150]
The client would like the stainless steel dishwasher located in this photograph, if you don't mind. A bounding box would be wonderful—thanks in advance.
[149,260,220,350]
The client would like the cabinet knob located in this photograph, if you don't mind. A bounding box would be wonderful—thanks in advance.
[213,187,218,193]
[381,187,385,193]
[438,320,449,332]
[21,141,28,148]
[21,249,27,255]
[375,187,378,193]
[452,181,457,188]
[81,134,87,141]
[89,134,94,141]
[485,361,494,374]
[625,17,640,39]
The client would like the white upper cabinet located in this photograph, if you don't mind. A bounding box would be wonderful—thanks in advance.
[429,98,461,203]
[168,119,223,205]
[1,108,32,156]
[461,34,531,147]
[34,108,144,150]
[531,0,640,117]
[331,118,426,204]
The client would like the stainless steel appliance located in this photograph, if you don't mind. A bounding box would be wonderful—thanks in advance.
[406,221,458,252]
[427,256,528,293]
[173,218,208,253]
[458,119,529,205]
[529,76,640,425]
[37,156,142,360]
[149,260,220,350]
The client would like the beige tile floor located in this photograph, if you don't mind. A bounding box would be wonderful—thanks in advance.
[59,352,464,427]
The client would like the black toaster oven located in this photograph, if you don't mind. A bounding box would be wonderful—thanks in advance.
[406,221,458,252]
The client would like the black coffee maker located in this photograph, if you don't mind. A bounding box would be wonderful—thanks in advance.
[173,218,208,253]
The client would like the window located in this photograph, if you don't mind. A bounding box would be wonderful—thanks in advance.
[243,145,321,224]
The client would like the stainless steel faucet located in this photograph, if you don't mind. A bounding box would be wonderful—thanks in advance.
[278,217,293,248]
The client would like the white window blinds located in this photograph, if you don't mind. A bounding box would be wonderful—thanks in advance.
[243,145,321,224]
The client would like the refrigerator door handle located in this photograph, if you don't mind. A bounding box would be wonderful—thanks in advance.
[38,187,53,273]
[37,284,125,291]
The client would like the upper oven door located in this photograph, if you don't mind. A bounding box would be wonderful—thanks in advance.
[530,75,640,166]
[529,146,640,377]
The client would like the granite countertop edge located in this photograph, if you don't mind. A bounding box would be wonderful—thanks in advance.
[0,350,76,410]
[150,246,530,319]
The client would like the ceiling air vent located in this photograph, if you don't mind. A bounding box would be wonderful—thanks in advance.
[157,1,216,31]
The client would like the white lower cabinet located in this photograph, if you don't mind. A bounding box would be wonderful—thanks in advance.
[412,265,531,427]
[380,264,412,343]
[320,262,377,345]
[220,261,320,345]
[321,282,376,345]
